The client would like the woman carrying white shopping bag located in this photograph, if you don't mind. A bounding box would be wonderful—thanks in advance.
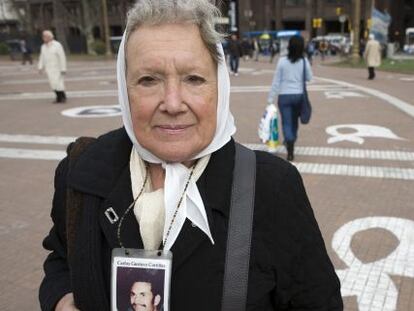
[267,36,313,161]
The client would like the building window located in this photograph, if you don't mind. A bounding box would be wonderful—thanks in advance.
[285,0,305,6]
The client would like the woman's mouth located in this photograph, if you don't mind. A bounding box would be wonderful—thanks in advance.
[156,124,191,134]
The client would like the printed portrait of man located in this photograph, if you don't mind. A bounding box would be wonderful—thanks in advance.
[117,267,165,311]
[129,280,162,311]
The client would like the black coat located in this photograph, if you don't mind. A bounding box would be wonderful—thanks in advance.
[39,128,342,311]
[228,39,242,57]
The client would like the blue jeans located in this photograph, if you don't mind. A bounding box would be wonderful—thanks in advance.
[229,56,239,73]
[278,94,303,143]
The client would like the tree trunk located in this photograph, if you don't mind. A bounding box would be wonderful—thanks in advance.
[351,0,361,63]
[81,0,97,55]
[25,1,33,35]
[53,0,70,53]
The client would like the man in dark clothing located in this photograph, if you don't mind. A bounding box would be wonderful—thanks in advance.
[20,39,33,65]
[228,34,242,76]
[269,40,278,63]
[241,37,252,61]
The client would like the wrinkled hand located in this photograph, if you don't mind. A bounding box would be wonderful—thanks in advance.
[55,293,80,311]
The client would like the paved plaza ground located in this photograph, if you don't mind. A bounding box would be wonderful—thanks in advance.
[0,54,413,310]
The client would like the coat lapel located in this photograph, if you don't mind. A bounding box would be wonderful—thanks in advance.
[98,165,144,250]
[68,128,144,249]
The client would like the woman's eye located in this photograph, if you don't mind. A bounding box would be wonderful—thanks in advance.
[185,75,206,85]
[138,76,157,86]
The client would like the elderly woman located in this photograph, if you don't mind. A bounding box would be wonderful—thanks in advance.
[39,1,342,310]
[38,30,67,103]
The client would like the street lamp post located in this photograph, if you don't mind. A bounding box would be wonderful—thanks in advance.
[351,0,361,63]
[339,15,347,36]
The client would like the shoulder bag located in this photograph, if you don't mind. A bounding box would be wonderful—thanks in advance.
[300,57,312,124]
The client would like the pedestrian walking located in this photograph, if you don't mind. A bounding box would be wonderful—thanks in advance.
[20,39,33,65]
[359,38,366,57]
[269,40,278,63]
[241,37,251,61]
[39,1,342,310]
[228,33,242,76]
[306,40,315,65]
[252,37,260,61]
[319,39,328,61]
[38,30,67,103]
[267,35,313,161]
[363,34,382,80]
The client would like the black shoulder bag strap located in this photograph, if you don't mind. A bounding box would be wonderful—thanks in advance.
[221,143,256,311]
[302,57,307,93]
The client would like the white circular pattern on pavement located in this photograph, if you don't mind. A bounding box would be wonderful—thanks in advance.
[333,217,414,311]
[326,124,406,145]
[61,105,122,118]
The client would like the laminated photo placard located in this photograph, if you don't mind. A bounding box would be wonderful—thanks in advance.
[111,249,172,311]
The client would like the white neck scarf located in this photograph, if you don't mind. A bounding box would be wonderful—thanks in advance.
[117,31,236,251]
[130,150,211,250]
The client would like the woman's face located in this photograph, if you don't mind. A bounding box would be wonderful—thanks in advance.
[126,23,218,163]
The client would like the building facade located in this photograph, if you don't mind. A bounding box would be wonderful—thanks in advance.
[236,0,373,39]
[0,0,19,35]
[6,0,132,52]
[233,0,413,44]
[389,0,414,45]
[3,0,414,52]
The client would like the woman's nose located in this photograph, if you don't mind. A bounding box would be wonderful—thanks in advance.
[160,80,187,114]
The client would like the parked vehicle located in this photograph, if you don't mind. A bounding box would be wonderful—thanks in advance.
[403,28,414,54]
[243,30,299,56]
[312,35,350,55]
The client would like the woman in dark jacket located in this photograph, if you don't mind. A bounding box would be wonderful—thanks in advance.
[39,1,343,310]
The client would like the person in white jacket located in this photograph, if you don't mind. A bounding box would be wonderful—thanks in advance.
[38,30,67,103]
[363,34,382,80]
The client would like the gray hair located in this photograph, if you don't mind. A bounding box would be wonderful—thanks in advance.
[42,30,54,39]
[125,0,224,64]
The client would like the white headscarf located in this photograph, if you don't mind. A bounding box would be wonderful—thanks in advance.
[117,30,236,250]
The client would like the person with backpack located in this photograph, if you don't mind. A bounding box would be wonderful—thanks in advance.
[39,1,342,311]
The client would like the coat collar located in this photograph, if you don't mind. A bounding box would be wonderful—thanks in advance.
[67,128,133,198]
[67,128,235,269]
